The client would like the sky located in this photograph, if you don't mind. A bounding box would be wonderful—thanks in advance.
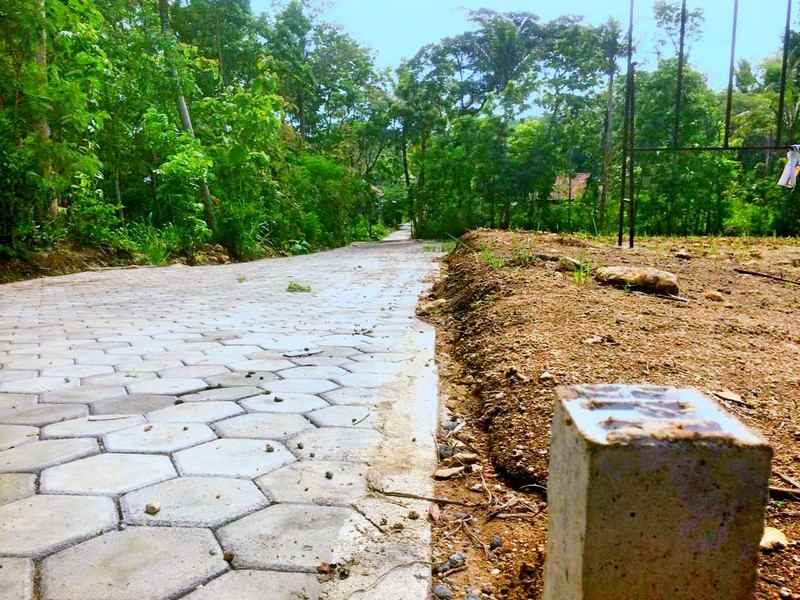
[250,0,795,91]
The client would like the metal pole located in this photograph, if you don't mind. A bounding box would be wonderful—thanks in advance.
[723,0,739,148]
[629,63,637,249]
[618,0,634,247]
[776,0,793,147]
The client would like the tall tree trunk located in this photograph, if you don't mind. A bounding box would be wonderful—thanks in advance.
[599,70,615,232]
[401,133,414,236]
[215,10,225,87]
[115,169,123,219]
[157,0,216,229]
[35,0,57,218]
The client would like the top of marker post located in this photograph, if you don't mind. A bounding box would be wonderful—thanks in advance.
[557,385,769,448]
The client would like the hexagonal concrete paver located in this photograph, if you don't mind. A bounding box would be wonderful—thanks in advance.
[334,372,393,388]
[240,393,328,414]
[41,527,227,600]
[103,422,216,453]
[0,226,439,598]
[41,365,114,379]
[0,393,37,415]
[40,385,127,405]
[263,379,339,395]
[41,415,144,439]
[174,439,295,479]
[0,424,38,450]
[227,358,295,372]
[91,394,176,415]
[181,386,262,402]
[294,355,357,367]
[307,405,374,428]
[2,357,73,370]
[122,477,267,527]
[0,495,116,557]
[41,453,176,495]
[127,378,208,396]
[116,360,183,374]
[0,439,98,473]
[278,366,350,380]
[183,570,321,600]
[0,473,36,505]
[256,461,368,506]
[0,558,33,600]
[157,365,230,379]
[204,372,279,387]
[323,387,379,406]
[0,377,80,394]
[217,504,374,571]
[346,361,404,375]
[214,413,312,440]
[0,404,87,427]
[292,428,382,462]
[83,373,156,388]
[349,352,413,363]
[146,401,243,423]
[0,371,40,385]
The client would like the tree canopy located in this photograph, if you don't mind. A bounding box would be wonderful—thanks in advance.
[1,0,799,264]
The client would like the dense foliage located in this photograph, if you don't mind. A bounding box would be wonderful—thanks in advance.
[1,0,799,264]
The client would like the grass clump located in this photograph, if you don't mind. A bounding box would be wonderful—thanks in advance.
[287,281,312,293]
[480,245,506,269]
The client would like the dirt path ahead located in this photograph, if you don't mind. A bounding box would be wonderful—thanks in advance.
[0,226,440,600]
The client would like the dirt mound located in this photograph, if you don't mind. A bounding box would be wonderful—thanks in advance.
[425,230,800,600]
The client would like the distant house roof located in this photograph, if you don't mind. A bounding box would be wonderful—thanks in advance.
[550,173,591,201]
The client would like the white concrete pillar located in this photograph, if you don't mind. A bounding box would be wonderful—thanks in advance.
[544,385,772,600]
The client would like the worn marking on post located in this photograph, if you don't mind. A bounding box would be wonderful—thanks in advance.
[544,385,772,600]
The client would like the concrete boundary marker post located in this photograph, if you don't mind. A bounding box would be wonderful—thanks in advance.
[544,385,772,600]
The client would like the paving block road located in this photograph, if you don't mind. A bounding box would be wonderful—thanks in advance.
[0,226,440,600]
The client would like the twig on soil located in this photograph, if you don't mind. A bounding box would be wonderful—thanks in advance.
[369,485,480,508]
[760,573,786,587]
[631,291,689,304]
[438,565,468,578]
[770,485,800,499]
[519,483,547,494]
[775,471,800,490]
[479,471,494,506]
[462,520,491,559]
[734,268,800,286]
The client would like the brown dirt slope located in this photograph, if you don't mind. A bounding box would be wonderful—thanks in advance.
[425,229,800,600]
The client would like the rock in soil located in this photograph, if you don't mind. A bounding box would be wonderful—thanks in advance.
[555,257,582,272]
[465,588,481,600]
[761,527,789,551]
[594,265,679,295]
[434,466,465,479]
[433,583,454,599]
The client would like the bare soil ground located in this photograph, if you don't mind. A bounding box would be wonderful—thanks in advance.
[0,241,232,284]
[422,229,800,600]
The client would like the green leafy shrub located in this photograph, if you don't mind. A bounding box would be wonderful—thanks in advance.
[215,200,267,260]
[67,173,122,247]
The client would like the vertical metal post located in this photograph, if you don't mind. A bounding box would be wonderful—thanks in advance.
[776,0,793,147]
[723,0,739,148]
[618,0,635,247]
[628,64,637,249]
